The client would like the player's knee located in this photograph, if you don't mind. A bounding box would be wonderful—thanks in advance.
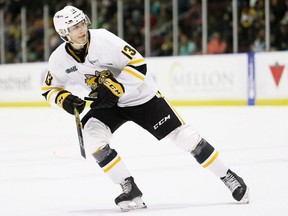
[168,124,201,152]
[83,117,112,153]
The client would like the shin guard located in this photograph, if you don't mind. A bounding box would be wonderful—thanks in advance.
[92,145,131,184]
[191,138,219,168]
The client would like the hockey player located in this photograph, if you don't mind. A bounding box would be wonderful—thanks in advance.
[42,5,249,211]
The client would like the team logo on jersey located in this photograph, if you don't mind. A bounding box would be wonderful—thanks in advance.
[65,65,78,74]
[85,69,113,90]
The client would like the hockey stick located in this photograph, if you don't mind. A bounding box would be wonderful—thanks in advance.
[74,107,86,159]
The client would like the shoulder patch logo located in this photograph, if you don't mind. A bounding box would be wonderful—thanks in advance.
[65,66,78,73]
[45,71,53,86]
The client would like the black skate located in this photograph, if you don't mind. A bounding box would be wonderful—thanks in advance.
[221,169,249,203]
[115,176,147,211]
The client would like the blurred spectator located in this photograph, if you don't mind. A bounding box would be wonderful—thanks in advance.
[270,23,288,51]
[240,3,256,28]
[2,0,288,64]
[179,33,197,55]
[238,2,257,52]
[122,0,145,55]
[151,0,160,16]
[159,34,173,56]
[251,28,265,52]
[206,32,227,54]
[270,0,287,29]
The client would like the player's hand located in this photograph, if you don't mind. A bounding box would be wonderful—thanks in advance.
[56,90,86,115]
[88,77,125,109]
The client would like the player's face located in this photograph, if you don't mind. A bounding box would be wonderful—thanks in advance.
[68,20,88,45]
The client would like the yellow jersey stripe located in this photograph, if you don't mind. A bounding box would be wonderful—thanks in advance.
[128,58,145,65]
[123,67,145,80]
[41,86,64,91]
[103,156,121,173]
[203,151,219,168]
[47,89,60,103]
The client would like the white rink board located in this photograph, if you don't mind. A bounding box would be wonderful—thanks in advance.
[1,51,288,106]
[255,51,288,100]
[0,63,47,102]
[147,54,248,100]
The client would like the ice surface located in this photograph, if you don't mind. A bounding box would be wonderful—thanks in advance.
[0,106,287,216]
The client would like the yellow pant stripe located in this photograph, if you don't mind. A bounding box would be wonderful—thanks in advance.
[202,151,219,168]
[103,156,121,173]
[164,97,185,125]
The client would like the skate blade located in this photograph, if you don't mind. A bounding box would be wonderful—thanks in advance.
[118,197,147,212]
[239,187,250,204]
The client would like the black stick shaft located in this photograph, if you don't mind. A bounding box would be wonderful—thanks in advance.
[74,107,86,159]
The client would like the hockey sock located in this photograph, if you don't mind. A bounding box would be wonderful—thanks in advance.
[93,145,131,184]
[191,138,228,178]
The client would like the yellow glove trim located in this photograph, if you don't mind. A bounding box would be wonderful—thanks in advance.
[103,78,124,97]
[56,92,71,108]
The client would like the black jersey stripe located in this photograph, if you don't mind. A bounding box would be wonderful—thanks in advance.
[127,64,147,75]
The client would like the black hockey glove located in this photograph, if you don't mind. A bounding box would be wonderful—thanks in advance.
[87,77,125,109]
[55,90,86,115]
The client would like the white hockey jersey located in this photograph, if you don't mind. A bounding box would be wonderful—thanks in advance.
[42,29,158,109]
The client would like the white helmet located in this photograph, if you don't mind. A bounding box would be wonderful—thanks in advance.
[53,6,90,42]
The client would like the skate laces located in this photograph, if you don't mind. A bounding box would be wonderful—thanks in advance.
[120,178,132,194]
[222,172,241,192]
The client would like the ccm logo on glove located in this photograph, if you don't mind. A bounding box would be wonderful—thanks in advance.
[103,78,124,97]
[87,77,125,109]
